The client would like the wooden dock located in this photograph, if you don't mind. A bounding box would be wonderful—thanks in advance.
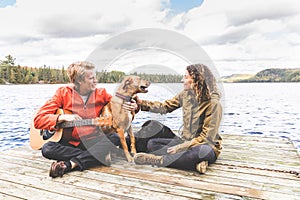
[0,134,299,200]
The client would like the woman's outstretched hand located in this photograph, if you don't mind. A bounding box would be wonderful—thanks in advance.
[122,95,141,113]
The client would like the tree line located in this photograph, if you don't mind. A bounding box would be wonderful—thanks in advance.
[0,55,182,84]
[0,55,69,84]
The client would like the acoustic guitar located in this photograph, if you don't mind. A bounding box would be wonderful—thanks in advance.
[29,109,112,150]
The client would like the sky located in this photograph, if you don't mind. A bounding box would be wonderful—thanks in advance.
[0,0,300,76]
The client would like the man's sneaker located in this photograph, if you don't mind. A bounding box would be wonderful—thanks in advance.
[49,161,68,178]
[196,161,208,174]
[134,153,163,167]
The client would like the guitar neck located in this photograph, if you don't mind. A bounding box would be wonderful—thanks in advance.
[59,119,95,128]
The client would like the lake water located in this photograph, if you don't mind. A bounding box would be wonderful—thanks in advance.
[0,83,299,154]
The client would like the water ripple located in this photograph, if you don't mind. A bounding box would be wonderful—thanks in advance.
[1,83,300,155]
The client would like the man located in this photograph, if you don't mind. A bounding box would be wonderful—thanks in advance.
[34,61,127,178]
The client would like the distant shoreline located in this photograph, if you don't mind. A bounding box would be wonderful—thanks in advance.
[221,68,300,83]
[1,67,300,84]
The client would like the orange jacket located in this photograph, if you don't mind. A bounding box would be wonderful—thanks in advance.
[34,85,112,146]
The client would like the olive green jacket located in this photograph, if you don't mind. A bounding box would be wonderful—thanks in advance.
[140,90,223,157]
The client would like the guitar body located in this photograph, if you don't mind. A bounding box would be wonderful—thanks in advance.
[29,109,70,150]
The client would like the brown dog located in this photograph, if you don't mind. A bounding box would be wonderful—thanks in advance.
[100,76,150,162]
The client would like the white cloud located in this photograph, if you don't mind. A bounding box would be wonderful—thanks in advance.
[0,0,168,67]
[103,48,188,75]
[1,0,300,76]
[169,0,300,75]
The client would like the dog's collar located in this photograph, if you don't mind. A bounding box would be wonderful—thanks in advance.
[115,92,132,102]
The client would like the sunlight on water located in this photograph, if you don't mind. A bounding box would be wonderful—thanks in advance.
[220,83,300,154]
[0,83,299,154]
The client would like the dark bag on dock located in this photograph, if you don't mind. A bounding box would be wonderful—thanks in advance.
[134,120,177,152]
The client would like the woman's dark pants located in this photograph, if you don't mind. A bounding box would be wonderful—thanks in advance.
[147,138,217,171]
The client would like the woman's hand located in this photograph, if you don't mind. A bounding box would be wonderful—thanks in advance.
[122,101,138,112]
[122,97,140,113]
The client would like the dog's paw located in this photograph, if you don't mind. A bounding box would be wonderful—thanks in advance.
[130,149,137,155]
[125,154,134,163]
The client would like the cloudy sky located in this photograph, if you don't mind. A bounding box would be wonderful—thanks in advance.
[1,0,300,76]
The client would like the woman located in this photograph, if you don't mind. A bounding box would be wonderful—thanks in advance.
[133,64,223,173]
[34,61,121,178]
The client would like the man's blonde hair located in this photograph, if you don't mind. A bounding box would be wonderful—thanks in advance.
[67,61,95,84]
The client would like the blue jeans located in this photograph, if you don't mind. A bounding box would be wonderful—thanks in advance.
[147,138,217,171]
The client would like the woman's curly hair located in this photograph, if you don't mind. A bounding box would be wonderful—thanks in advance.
[186,64,218,101]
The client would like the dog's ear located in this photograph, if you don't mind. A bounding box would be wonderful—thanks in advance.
[123,77,133,90]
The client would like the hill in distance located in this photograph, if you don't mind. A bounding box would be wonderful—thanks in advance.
[221,68,300,83]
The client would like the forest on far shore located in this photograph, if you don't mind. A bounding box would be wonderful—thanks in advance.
[0,55,182,84]
[3,55,298,84]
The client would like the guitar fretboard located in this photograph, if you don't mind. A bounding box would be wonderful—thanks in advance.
[60,119,95,128]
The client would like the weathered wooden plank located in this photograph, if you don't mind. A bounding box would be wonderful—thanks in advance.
[0,166,196,200]
[3,148,299,197]
[224,145,299,158]
[223,137,295,146]
[2,145,300,197]
[0,151,253,197]
[0,165,129,200]
[120,160,299,184]
[221,146,300,160]
[221,147,300,162]
[0,192,24,200]
[141,164,299,192]
[222,136,297,148]
[221,133,290,143]
[218,155,300,170]
[69,170,213,200]
[94,165,298,200]
[7,152,248,199]
[210,164,300,181]
[223,141,296,152]
[0,153,218,199]
[205,169,300,192]
[223,136,298,154]
[0,179,78,200]
[1,134,299,200]
[110,160,300,192]
[217,158,300,174]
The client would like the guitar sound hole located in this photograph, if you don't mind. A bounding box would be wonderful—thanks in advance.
[41,130,56,140]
